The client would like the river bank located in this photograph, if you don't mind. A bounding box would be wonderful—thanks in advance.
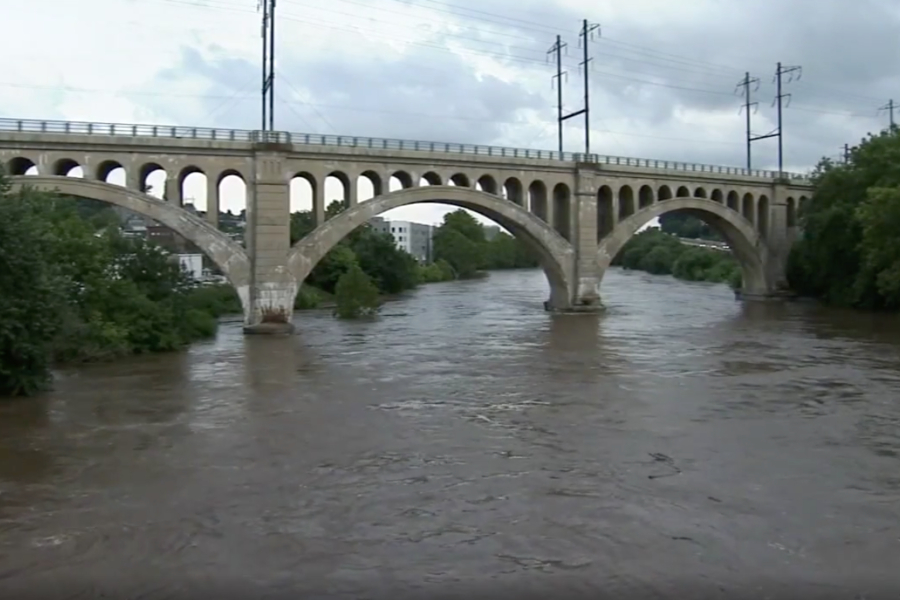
[614,228,742,289]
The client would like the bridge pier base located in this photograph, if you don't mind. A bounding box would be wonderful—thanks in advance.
[243,279,298,335]
[542,276,606,313]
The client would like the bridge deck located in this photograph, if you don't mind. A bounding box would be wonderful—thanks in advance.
[0,117,811,184]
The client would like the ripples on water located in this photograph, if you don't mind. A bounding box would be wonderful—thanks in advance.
[1,268,899,599]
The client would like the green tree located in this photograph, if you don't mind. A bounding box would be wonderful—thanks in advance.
[0,180,65,396]
[325,199,346,220]
[786,126,900,308]
[612,226,741,288]
[483,231,539,269]
[334,264,380,319]
[658,213,721,241]
[418,259,455,283]
[307,244,359,294]
[290,210,316,244]
[433,227,483,278]
[350,231,420,294]
[856,186,900,307]
[0,173,229,398]
[441,210,486,244]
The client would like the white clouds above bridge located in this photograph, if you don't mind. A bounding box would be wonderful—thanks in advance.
[3,0,897,222]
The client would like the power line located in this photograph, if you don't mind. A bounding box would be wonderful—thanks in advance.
[144,0,892,110]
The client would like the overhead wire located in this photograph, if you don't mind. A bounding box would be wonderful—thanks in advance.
[6,0,891,153]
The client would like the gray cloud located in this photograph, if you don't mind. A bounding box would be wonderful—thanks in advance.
[148,37,547,145]
[142,0,899,172]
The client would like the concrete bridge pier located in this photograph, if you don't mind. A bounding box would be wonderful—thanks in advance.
[566,166,604,312]
[243,148,297,335]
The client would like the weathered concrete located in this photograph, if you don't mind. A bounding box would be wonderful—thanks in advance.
[596,196,769,295]
[0,119,816,331]
[287,185,575,310]
[243,151,296,332]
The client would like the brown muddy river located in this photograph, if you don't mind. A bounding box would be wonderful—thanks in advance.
[1,268,899,599]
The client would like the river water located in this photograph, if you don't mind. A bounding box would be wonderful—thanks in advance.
[1,268,899,599]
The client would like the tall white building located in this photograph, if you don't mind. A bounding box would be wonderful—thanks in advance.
[367,217,433,263]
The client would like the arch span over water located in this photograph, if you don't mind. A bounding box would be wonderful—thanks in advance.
[287,185,576,308]
[596,196,768,293]
[9,175,253,308]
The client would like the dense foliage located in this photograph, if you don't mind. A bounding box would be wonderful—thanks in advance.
[431,209,538,279]
[289,203,540,295]
[612,228,742,289]
[787,126,900,309]
[0,174,220,398]
[290,202,421,296]
[658,213,722,241]
[334,264,381,319]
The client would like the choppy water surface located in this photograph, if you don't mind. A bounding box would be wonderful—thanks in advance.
[2,268,899,599]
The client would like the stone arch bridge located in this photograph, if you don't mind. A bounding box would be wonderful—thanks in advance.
[1,118,812,331]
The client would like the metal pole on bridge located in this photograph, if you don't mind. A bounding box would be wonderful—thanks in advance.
[547,35,567,154]
[258,0,276,133]
[774,62,802,176]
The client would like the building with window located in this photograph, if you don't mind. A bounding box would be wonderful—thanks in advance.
[367,217,433,263]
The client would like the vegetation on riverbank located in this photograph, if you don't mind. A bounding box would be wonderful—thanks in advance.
[786,126,900,309]
[0,174,225,397]
[613,227,742,289]
[287,202,538,307]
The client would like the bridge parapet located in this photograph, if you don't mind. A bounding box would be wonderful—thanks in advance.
[0,117,811,183]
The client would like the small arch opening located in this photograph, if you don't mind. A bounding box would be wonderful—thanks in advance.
[638,185,654,209]
[618,185,635,220]
[552,183,571,241]
[528,180,548,222]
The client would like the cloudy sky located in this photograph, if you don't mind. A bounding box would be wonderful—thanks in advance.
[3,0,898,225]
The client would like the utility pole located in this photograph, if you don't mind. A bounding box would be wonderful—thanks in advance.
[736,71,761,170]
[259,0,276,131]
[547,35,567,154]
[547,22,599,156]
[556,20,600,157]
[843,143,850,163]
[879,99,895,129]
[773,62,802,176]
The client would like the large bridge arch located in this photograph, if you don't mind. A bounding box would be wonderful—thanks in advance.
[596,196,769,294]
[9,176,252,310]
[287,185,576,308]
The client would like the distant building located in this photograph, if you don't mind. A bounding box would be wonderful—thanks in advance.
[366,217,433,262]
[368,216,391,236]
[177,254,204,281]
[388,220,433,263]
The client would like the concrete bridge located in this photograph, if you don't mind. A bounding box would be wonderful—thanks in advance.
[0,117,812,332]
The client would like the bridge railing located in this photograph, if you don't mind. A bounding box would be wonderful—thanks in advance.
[0,117,810,182]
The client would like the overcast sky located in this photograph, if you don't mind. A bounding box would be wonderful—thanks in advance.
[3,0,898,225]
